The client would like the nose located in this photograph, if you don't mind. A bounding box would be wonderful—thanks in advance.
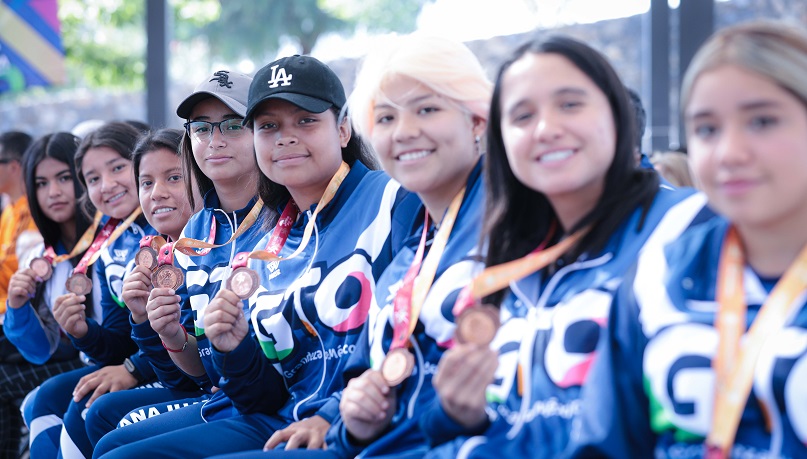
[208,124,226,148]
[533,109,563,144]
[48,180,63,198]
[99,171,114,192]
[392,112,419,142]
[275,128,298,147]
[713,123,751,167]
[150,178,169,200]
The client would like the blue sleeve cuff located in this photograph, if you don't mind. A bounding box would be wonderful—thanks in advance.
[129,351,156,382]
[71,318,102,349]
[211,335,262,377]
[420,399,490,447]
[315,394,341,424]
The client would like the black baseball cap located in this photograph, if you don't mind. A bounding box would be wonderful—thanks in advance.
[177,70,253,119]
[244,55,346,123]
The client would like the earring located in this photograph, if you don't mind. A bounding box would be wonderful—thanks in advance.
[475,135,481,144]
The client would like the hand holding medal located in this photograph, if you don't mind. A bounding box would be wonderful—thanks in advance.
[135,235,166,271]
[29,211,103,284]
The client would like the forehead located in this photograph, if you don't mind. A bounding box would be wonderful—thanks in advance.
[82,146,124,169]
[686,64,795,115]
[378,75,432,104]
[35,157,69,175]
[139,148,180,173]
[501,53,600,100]
[189,97,237,119]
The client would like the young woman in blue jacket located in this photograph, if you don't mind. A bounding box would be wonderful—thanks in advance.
[570,21,807,459]
[1,132,96,457]
[421,36,700,459]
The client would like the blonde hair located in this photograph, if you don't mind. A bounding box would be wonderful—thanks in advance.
[681,20,807,113]
[348,33,493,138]
[650,151,695,188]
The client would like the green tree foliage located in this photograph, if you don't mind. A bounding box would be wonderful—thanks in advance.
[56,0,434,89]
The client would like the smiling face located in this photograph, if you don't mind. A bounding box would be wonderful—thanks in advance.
[81,146,139,219]
[35,157,76,227]
[252,99,350,209]
[188,97,256,187]
[499,53,616,222]
[686,64,807,230]
[370,75,484,209]
[138,148,200,240]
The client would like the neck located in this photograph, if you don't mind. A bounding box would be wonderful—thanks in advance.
[736,212,807,278]
[214,174,257,213]
[289,183,328,213]
[548,185,602,233]
[421,185,466,229]
[59,220,77,251]
[6,181,25,202]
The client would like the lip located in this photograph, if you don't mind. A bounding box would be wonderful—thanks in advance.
[151,206,177,217]
[273,153,310,165]
[49,201,70,210]
[394,149,434,162]
[719,178,760,196]
[104,190,127,205]
[535,148,577,164]
[205,154,233,164]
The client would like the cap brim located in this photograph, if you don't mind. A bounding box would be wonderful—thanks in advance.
[176,92,248,119]
[244,93,333,122]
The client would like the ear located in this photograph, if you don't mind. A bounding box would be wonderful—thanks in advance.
[338,116,352,148]
[471,114,487,139]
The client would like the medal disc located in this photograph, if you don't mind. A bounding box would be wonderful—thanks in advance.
[455,304,500,346]
[381,348,415,387]
[226,267,259,299]
[65,273,93,295]
[135,247,158,271]
[152,265,184,290]
[30,257,53,281]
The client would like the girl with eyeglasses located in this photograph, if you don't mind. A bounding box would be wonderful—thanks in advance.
[90,71,277,457]
[571,22,807,459]
[0,133,94,458]
[21,121,160,459]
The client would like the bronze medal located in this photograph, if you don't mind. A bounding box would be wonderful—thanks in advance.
[226,267,259,299]
[30,257,53,281]
[381,348,415,387]
[455,304,500,346]
[65,273,93,295]
[152,265,184,290]
[135,247,158,271]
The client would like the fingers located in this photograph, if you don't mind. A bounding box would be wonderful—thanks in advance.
[72,370,101,402]
[341,371,391,422]
[264,429,288,451]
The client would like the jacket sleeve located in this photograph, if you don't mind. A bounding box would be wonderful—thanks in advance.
[566,265,656,458]
[3,300,55,364]
[212,332,288,415]
[69,257,137,366]
[419,398,490,448]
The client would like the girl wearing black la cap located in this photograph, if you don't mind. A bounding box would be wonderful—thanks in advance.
[94,55,419,458]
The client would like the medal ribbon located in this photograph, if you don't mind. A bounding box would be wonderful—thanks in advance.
[38,211,104,267]
[390,188,465,351]
[140,235,167,250]
[70,214,128,276]
[157,241,177,267]
[173,199,263,256]
[82,208,144,269]
[706,228,807,458]
[248,161,350,263]
[451,222,575,318]
[230,200,298,269]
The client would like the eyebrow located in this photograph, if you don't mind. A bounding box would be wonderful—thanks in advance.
[191,113,242,121]
[374,93,436,111]
[686,99,781,120]
[35,168,71,180]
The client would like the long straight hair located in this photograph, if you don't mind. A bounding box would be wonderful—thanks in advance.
[23,133,95,250]
[483,35,659,306]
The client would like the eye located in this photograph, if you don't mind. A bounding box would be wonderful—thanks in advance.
[113,164,127,173]
[749,115,778,131]
[509,110,534,125]
[167,174,183,183]
[35,180,47,189]
[417,106,440,115]
[691,123,718,139]
[223,119,244,132]
[257,121,277,131]
[376,114,394,124]
[58,175,73,183]
[299,117,318,125]
[559,100,583,111]
[140,179,153,189]
[191,122,210,134]
[86,175,99,185]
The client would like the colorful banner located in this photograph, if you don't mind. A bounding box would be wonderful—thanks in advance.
[0,0,65,93]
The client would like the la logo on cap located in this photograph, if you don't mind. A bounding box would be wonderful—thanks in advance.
[268,64,293,88]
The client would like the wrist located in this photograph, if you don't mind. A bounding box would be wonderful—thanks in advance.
[123,357,145,384]
[162,325,189,353]
[131,312,148,324]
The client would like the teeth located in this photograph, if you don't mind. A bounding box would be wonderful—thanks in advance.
[106,191,125,203]
[153,208,175,215]
[540,150,574,163]
[397,150,432,161]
